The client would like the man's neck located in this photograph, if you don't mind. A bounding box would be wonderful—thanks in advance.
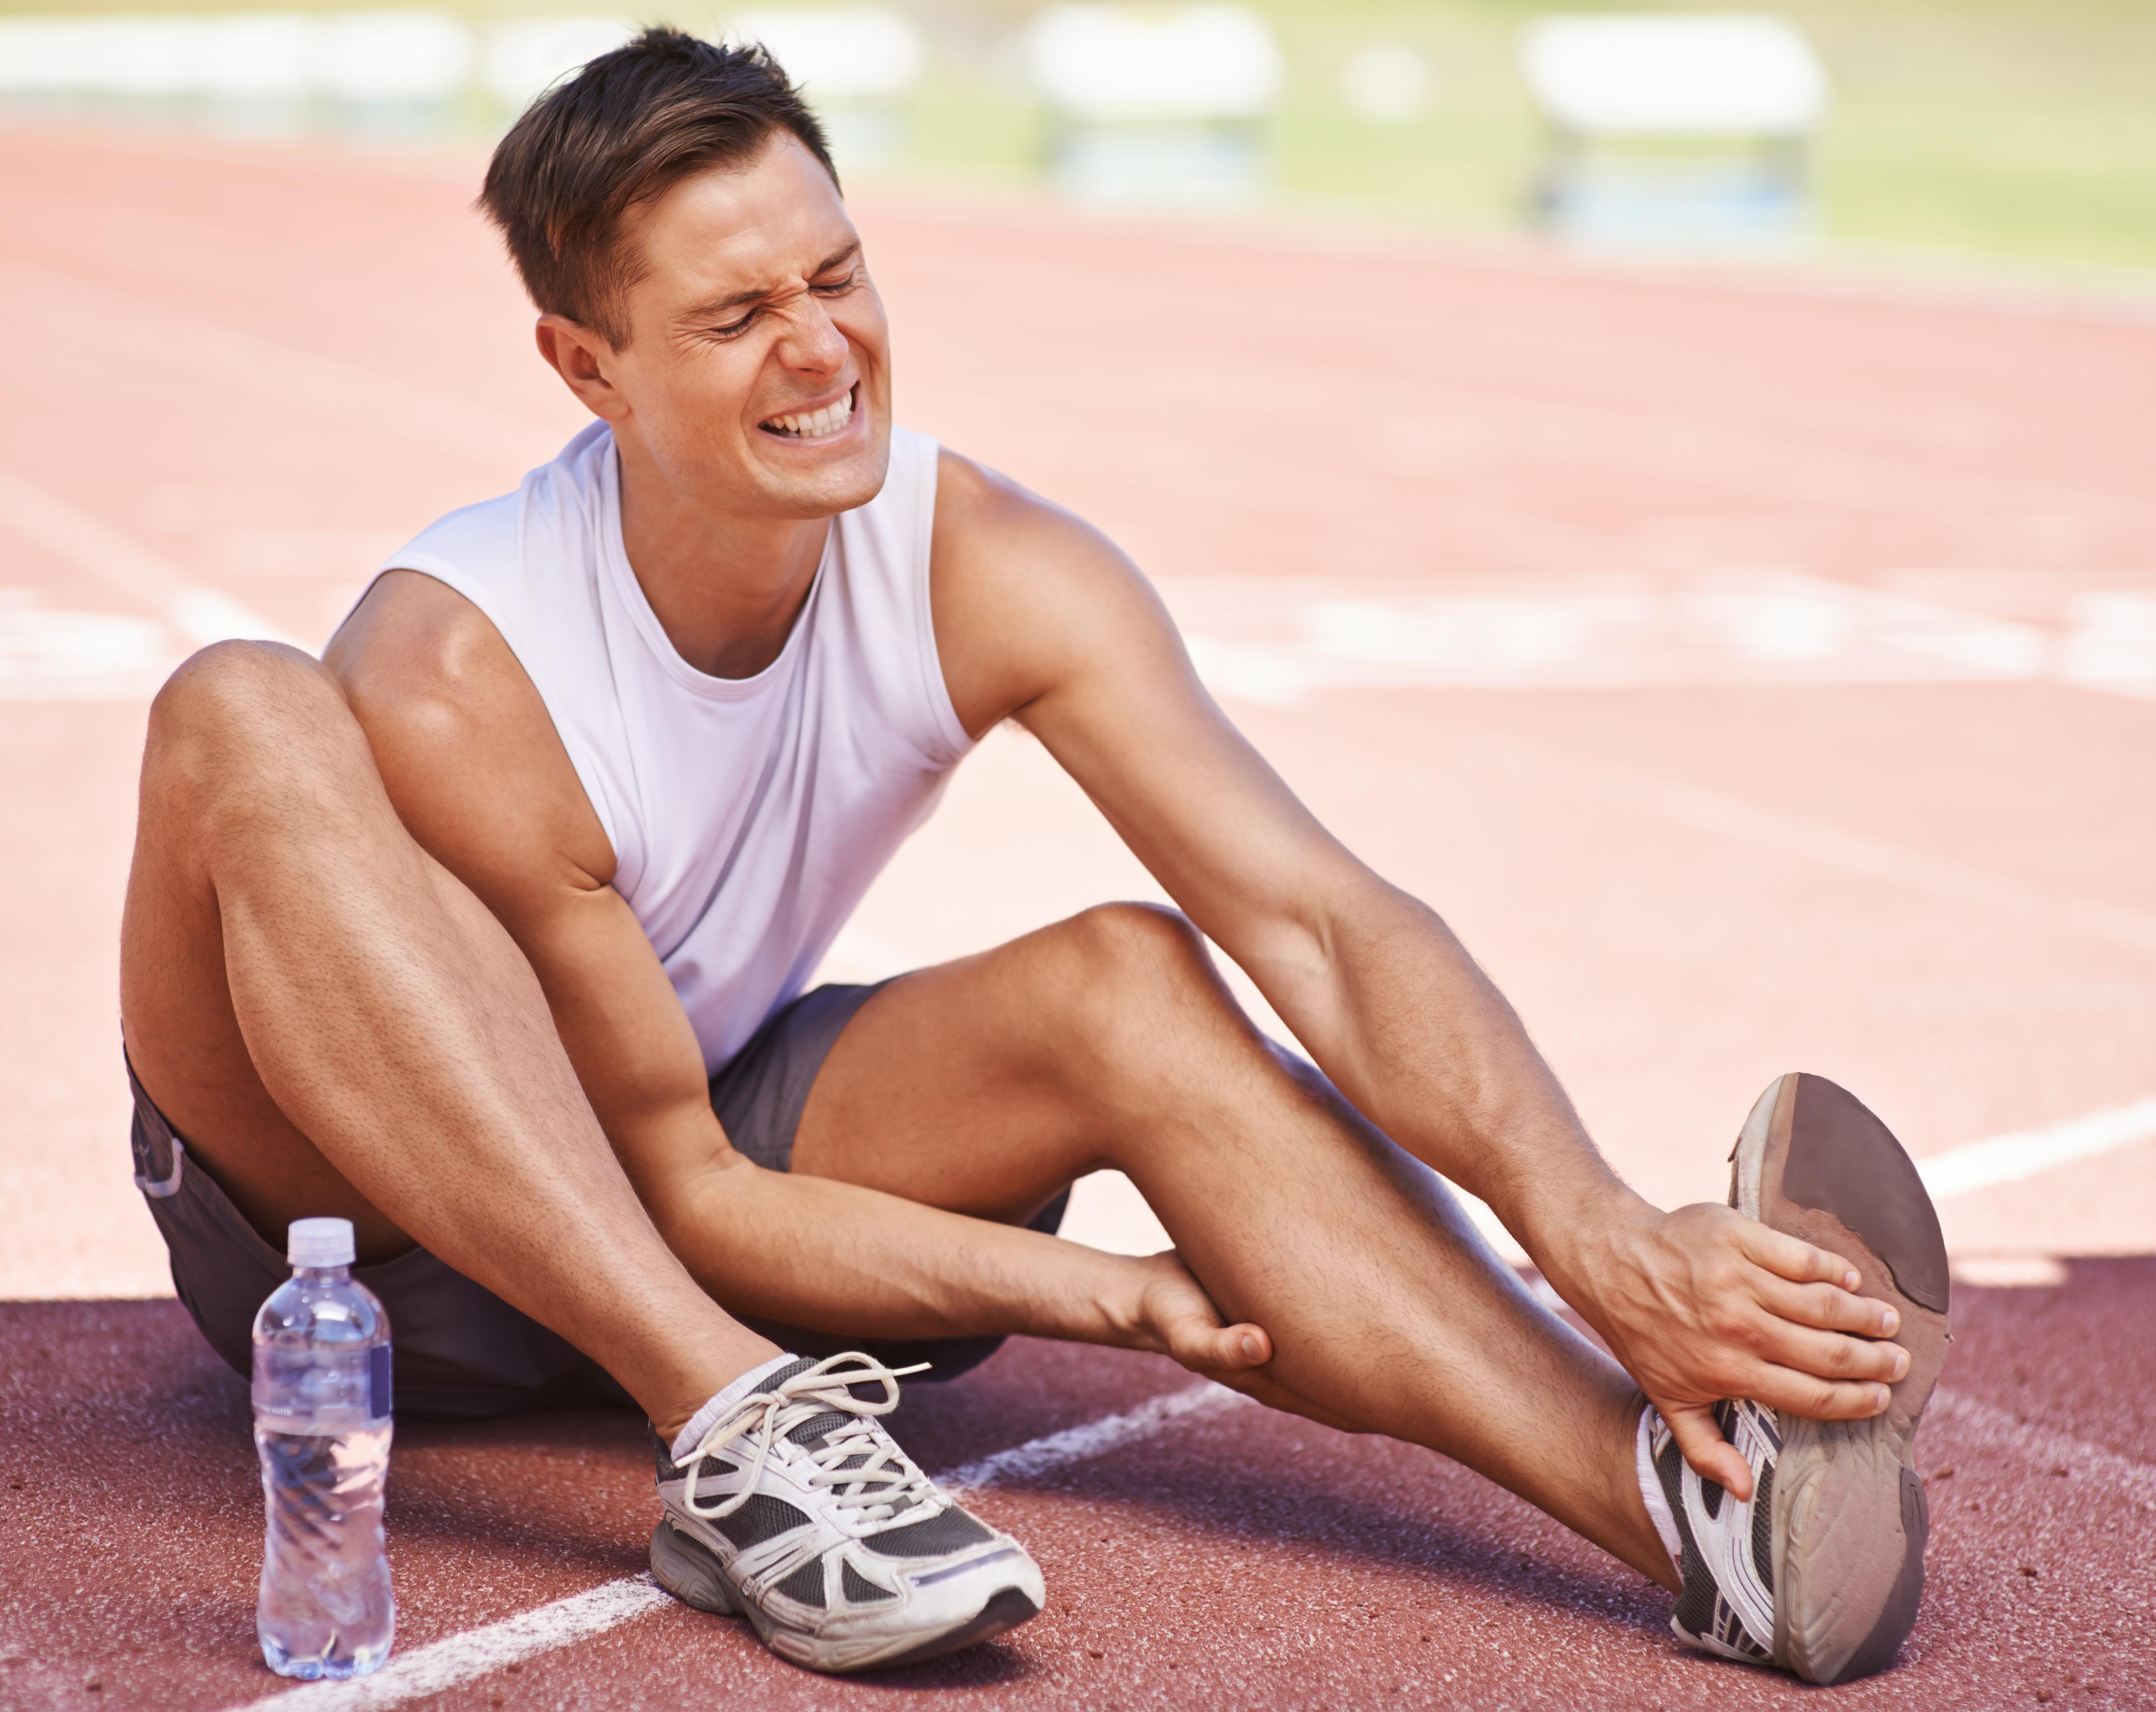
[615,432,829,681]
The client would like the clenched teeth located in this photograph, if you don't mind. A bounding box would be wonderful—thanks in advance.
[762,390,855,439]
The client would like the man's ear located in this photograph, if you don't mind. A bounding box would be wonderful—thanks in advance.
[535,313,627,421]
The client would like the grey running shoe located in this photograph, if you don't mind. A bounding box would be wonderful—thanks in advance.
[647,1353,1045,1673]
[1656,1071,1951,1684]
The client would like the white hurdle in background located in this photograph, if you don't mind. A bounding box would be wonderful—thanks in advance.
[0,11,489,106]
[1026,3,1282,208]
[727,7,922,170]
[1519,13,1831,249]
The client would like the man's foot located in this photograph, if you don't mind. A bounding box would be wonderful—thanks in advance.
[647,1353,1045,1673]
[1648,1072,1951,1683]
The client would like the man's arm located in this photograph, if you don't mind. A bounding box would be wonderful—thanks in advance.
[325,570,1267,1375]
[929,451,1908,1493]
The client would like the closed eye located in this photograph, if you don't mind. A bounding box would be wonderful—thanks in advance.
[702,272,860,340]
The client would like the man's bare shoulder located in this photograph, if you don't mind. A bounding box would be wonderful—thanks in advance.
[930,448,1185,736]
[326,570,514,726]
[931,448,1120,572]
[325,570,614,891]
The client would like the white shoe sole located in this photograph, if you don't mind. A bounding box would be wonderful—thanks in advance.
[649,1518,1043,1673]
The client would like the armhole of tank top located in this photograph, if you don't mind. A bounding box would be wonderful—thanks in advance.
[358,555,632,885]
[907,435,976,766]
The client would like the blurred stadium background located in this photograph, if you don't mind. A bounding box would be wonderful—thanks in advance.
[0,0,2153,276]
[2,0,2153,1279]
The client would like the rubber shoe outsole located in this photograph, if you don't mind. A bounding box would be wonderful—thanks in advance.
[649,1518,1042,1674]
[1730,1072,1951,1684]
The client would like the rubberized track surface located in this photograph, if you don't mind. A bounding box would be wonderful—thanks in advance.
[2,127,2154,1709]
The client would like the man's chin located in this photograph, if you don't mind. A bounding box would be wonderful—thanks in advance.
[741,445,890,521]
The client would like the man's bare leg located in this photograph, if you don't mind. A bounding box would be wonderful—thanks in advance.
[119,642,778,1435]
[790,903,1680,1590]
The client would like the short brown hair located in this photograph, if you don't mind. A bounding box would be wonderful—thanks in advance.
[480,28,838,348]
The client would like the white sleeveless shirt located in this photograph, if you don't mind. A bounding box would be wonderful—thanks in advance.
[371,422,972,1074]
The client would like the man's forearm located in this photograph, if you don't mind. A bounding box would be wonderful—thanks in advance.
[650,1149,1149,1346]
[1253,876,1643,1266]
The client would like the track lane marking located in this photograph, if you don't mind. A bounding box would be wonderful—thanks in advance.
[1177,574,2156,702]
[936,1373,1252,1493]
[1920,1095,2156,1200]
[1447,731,2156,957]
[224,1378,1248,1711]
[0,462,299,652]
[230,1578,674,1712]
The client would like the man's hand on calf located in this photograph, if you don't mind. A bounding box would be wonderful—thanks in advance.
[1551,1198,1908,1501]
[1104,1250,1272,1377]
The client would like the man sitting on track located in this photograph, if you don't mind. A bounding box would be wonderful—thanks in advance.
[118,31,1949,1682]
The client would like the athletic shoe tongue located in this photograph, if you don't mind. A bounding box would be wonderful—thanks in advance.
[787,1410,852,1449]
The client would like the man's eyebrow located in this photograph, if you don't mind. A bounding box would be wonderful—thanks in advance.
[682,244,862,321]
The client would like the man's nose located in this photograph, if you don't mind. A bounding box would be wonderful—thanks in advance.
[775,298,848,375]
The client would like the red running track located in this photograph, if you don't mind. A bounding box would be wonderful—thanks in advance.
[4,1276,2155,1709]
[0,126,2153,1709]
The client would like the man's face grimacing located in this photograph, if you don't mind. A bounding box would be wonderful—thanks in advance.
[568,131,891,522]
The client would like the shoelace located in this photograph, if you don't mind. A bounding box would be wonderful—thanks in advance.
[680,1352,939,1528]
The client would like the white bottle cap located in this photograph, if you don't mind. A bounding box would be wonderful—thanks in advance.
[287,1217,356,1268]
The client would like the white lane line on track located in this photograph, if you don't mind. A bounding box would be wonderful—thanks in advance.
[1931,1390,2156,1506]
[227,1378,1246,1711]
[0,462,299,651]
[230,1578,676,1712]
[1920,1095,2156,1200]
[1449,731,2156,959]
[937,1373,1253,1494]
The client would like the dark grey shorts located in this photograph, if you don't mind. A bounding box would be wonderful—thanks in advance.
[131,980,1067,1420]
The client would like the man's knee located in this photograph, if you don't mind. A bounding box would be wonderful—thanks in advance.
[1063,901,1208,976]
[143,642,365,827]
[1054,902,1239,1063]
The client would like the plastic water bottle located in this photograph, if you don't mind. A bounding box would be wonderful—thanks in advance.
[252,1216,395,1679]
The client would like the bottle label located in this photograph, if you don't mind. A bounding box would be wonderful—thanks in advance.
[369,1344,393,1419]
[253,1340,392,1431]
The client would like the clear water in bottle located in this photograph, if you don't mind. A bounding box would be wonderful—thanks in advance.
[252,1216,395,1680]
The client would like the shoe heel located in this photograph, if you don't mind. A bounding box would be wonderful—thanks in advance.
[650,1519,737,1615]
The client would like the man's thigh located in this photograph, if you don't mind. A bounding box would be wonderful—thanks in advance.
[120,646,406,1254]
[788,916,1129,1226]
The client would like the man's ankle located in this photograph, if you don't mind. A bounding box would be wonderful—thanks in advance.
[1615,1393,1684,1592]
[658,1348,797,1458]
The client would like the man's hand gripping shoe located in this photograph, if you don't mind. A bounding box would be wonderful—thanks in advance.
[648,1353,1044,1673]
[1653,1072,1951,1684]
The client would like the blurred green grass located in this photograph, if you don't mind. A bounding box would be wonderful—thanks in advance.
[11,0,2156,275]
[905,0,2156,276]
